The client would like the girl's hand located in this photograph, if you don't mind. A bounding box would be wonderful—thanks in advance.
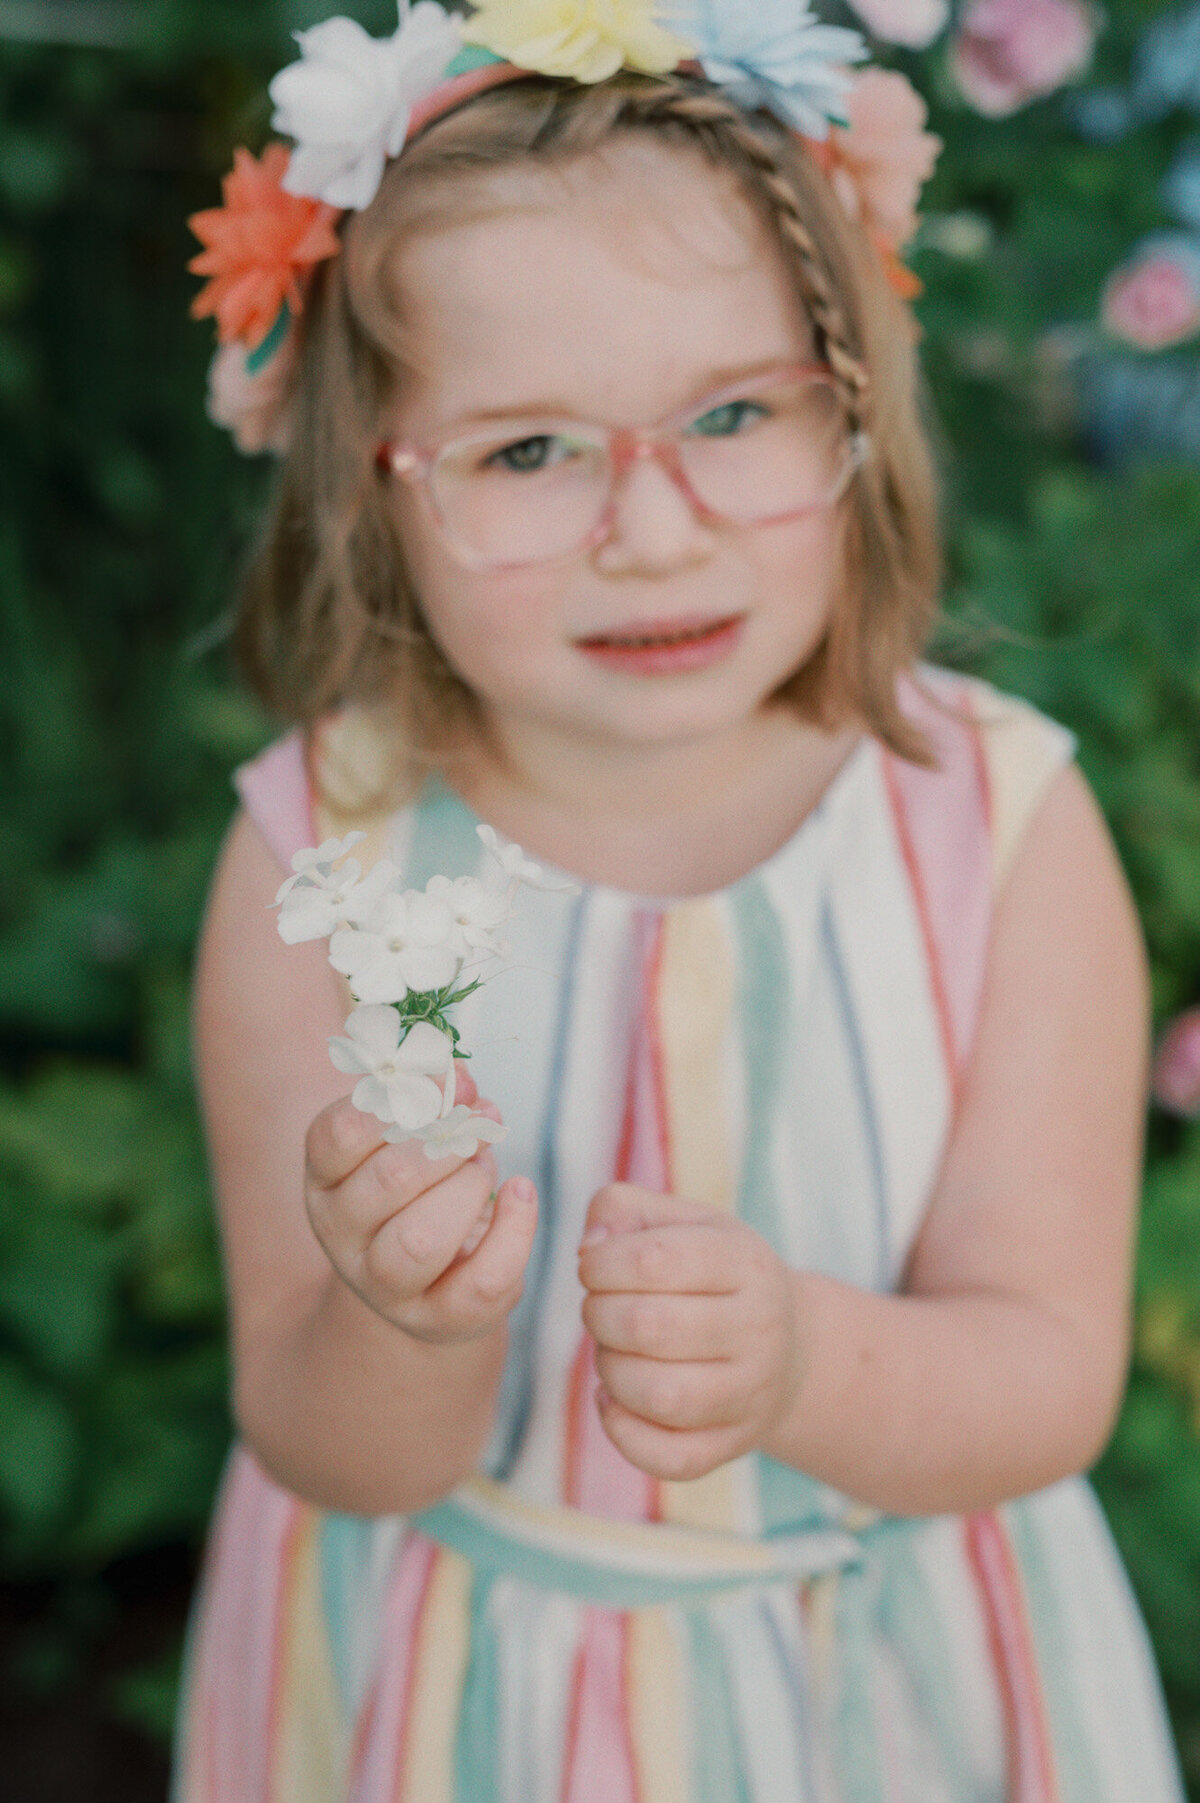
[304,1065,538,1347]
[578,1183,802,1482]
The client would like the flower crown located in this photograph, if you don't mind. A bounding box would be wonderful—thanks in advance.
[190,0,941,453]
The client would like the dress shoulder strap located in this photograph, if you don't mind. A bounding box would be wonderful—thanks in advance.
[233,729,314,872]
[899,666,1077,896]
[232,711,401,874]
[881,667,1076,1089]
[962,677,1078,892]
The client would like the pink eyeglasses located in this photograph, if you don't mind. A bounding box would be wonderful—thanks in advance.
[377,362,869,572]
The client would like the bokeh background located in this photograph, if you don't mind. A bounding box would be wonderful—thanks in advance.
[2,0,1200,1795]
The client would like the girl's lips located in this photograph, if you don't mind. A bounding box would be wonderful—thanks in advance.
[574,614,745,676]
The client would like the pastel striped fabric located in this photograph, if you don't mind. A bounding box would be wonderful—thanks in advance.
[173,669,1184,1802]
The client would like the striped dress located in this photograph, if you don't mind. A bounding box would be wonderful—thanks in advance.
[173,667,1184,1803]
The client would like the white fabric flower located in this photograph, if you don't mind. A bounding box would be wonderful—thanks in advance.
[682,0,868,138]
[425,873,514,958]
[476,824,581,894]
[270,1,462,211]
[329,1008,454,1127]
[386,1103,509,1160]
[329,889,461,1003]
[273,835,401,943]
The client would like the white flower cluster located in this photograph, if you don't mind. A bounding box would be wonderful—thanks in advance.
[274,824,578,1157]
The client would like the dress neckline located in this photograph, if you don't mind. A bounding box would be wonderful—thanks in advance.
[424,731,877,911]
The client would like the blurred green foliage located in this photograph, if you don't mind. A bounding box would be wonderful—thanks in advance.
[1,0,1200,1786]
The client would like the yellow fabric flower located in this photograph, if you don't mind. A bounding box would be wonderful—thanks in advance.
[462,0,694,84]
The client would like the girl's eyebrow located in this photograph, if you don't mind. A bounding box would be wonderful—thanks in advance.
[431,356,809,434]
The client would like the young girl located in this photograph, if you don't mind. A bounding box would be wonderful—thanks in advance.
[179,4,1185,1798]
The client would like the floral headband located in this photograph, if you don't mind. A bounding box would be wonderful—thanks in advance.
[189,0,941,453]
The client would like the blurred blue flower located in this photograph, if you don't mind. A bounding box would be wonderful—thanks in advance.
[681,0,868,136]
[1131,0,1200,124]
[1067,86,1132,145]
[1079,352,1200,467]
[1164,142,1200,229]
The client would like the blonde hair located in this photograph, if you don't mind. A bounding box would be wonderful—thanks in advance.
[234,71,942,809]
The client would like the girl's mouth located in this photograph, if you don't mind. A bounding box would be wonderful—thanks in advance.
[574,613,745,675]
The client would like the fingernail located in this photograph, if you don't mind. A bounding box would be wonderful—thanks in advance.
[509,1177,536,1205]
[579,1225,610,1250]
[474,1098,503,1124]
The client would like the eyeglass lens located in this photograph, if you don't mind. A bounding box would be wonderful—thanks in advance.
[426,373,857,567]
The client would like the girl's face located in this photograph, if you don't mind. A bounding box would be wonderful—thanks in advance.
[384,137,852,771]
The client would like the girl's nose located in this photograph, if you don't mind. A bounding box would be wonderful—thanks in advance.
[591,448,716,576]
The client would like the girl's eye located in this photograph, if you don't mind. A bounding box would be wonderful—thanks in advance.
[484,434,575,473]
[686,399,770,438]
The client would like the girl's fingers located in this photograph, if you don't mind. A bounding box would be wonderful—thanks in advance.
[452,1060,479,1107]
[595,1390,734,1484]
[594,1346,742,1431]
[581,1181,715,1242]
[362,1155,497,1299]
[306,1077,489,1196]
[308,1134,466,1260]
[582,1289,741,1361]
[416,1176,539,1329]
[305,1094,390,1189]
[579,1224,741,1297]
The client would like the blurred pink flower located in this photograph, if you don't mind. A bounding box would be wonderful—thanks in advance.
[1152,1010,1200,1118]
[844,0,948,50]
[205,333,297,455]
[1101,241,1200,352]
[827,68,941,253]
[951,0,1095,118]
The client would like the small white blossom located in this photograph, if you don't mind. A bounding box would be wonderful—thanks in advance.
[270,1,462,211]
[329,888,461,1003]
[476,824,581,895]
[426,873,514,958]
[275,832,364,902]
[273,837,401,944]
[386,1103,509,1160]
[276,828,574,1152]
[328,1008,454,1127]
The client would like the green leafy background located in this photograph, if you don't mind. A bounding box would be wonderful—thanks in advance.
[2,0,1200,1789]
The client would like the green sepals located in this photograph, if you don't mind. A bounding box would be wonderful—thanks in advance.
[245,303,291,376]
[444,45,506,77]
[392,978,486,1055]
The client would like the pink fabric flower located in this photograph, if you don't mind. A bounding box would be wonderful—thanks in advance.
[844,0,948,51]
[205,332,298,455]
[826,69,941,253]
[1101,242,1200,353]
[951,0,1095,118]
[1152,1009,1200,1118]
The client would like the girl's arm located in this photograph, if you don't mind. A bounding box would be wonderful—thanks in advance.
[193,809,538,1517]
[579,764,1148,1515]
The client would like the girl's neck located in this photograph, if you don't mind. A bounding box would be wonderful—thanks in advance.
[445,707,863,898]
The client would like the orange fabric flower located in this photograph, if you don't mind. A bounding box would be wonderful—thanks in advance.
[188,143,342,349]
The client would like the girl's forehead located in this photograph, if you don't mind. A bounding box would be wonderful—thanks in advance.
[387,142,815,426]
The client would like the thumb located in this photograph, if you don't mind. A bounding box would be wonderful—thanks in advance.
[579,1181,711,1249]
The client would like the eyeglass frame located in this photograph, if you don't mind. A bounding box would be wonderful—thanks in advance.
[376,360,870,573]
